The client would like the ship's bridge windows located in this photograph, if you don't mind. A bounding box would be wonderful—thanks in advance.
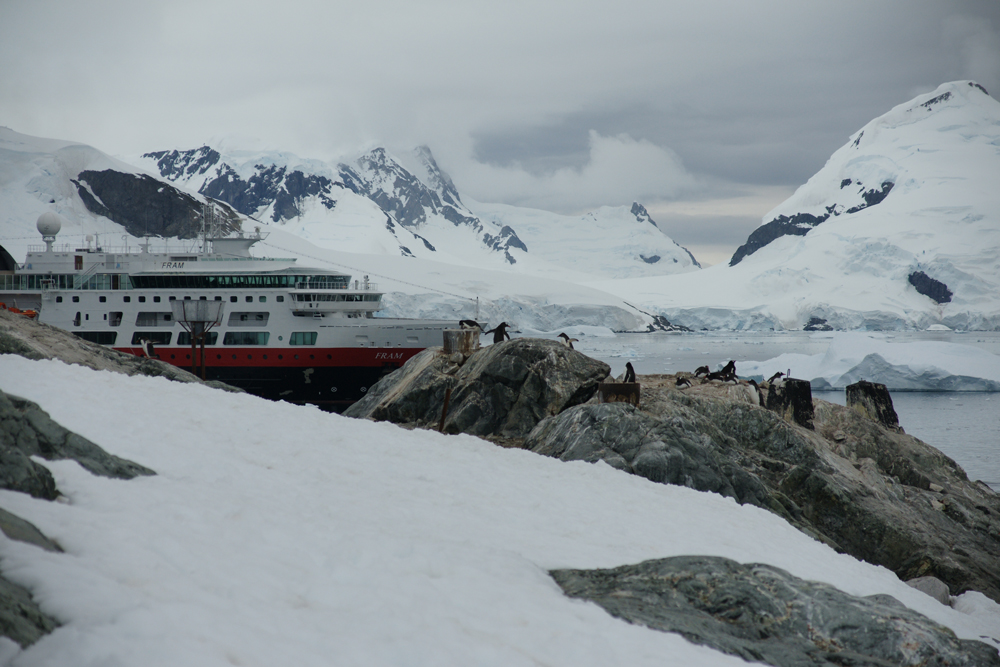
[223,331,269,346]
[289,332,317,346]
[228,312,269,327]
[74,331,117,345]
[178,332,218,346]
[132,331,171,345]
[136,312,175,327]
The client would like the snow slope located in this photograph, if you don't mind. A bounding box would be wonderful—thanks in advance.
[596,81,1000,331]
[0,356,998,665]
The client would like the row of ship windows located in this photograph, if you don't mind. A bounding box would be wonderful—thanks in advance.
[58,295,279,304]
[74,331,318,346]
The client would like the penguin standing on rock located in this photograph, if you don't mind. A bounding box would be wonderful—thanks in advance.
[459,319,483,333]
[624,362,636,383]
[484,322,511,344]
[557,333,579,349]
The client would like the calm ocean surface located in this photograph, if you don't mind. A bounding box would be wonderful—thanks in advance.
[575,331,1000,490]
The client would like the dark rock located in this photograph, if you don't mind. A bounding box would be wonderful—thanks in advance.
[345,339,610,438]
[551,555,999,667]
[0,390,155,486]
[909,271,953,304]
[71,170,241,240]
[524,375,1000,603]
[0,507,61,553]
[730,182,893,265]
[0,571,60,649]
[846,380,900,431]
[803,316,832,332]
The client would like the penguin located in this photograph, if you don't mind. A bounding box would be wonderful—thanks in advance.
[140,339,157,359]
[459,319,483,333]
[748,379,763,405]
[676,376,693,389]
[624,362,636,383]
[484,322,511,344]
[557,332,579,349]
[694,365,710,377]
[720,360,737,380]
[767,371,785,384]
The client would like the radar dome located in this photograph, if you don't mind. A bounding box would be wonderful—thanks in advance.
[36,212,62,237]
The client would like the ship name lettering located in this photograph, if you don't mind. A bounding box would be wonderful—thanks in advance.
[162,261,185,269]
[374,352,404,360]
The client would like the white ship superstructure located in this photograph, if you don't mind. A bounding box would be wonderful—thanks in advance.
[1,212,455,407]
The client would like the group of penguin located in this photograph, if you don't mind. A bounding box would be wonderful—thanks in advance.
[459,320,579,349]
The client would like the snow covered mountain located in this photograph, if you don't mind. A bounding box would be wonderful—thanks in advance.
[135,144,699,280]
[599,81,1000,331]
[0,127,240,254]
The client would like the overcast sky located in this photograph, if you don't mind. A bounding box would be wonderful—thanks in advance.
[2,0,999,265]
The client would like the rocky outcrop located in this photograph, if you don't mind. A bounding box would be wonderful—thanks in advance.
[909,270,953,304]
[71,169,241,239]
[0,390,154,492]
[552,555,999,666]
[344,338,610,438]
[524,375,1000,603]
[0,308,243,392]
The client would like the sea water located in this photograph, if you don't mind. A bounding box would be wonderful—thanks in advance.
[575,331,1000,490]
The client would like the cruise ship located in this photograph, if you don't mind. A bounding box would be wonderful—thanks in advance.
[0,212,457,408]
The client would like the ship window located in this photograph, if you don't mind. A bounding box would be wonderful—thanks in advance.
[99,296,107,303]
[184,296,191,300]
[215,296,222,301]
[73,312,81,326]
[139,296,146,303]
[136,312,175,327]
[228,312,269,327]
[223,331,269,346]
[56,296,63,303]
[178,332,218,346]
[275,295,283,302]
[74,331,118,345]
[72,296,80,302]
[289,332,317,346]
[230,296,238,303]
[200,296,207,300]
[131,331,171,345]
[153,296,160,303]
[259,296,266,302]
[245,296,253,303]
[75,256,83,270]
[123,296,131,303]
[85,314,89,321]
[109,312,123,327]
[169,296,176,301]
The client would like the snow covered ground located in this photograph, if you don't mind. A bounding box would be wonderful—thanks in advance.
[737,332,1000,391]
[1,355,999,666]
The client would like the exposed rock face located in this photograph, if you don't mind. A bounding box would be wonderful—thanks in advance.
[730,181,893,266]
[551,555,999,667]
[71,169,241,239]
[524,375,1000,603]
[909,270,953,304]
[344,339,610,438]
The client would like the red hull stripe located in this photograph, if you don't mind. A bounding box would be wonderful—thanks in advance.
[115,347,423,368]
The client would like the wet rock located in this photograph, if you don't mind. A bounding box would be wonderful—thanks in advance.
[552,555,999,667]
[345,338,610,437]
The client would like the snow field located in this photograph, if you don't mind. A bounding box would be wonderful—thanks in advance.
[0,355,998,665]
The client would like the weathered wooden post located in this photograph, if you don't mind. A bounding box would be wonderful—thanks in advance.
[442,328,478,356]
[597,382,641,407]
[846,380,901,431]
[766,378,814,429]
